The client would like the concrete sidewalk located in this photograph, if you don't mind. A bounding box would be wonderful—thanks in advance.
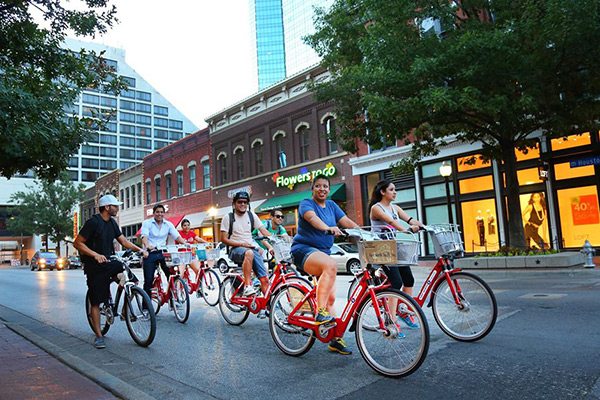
[0,322,117,400]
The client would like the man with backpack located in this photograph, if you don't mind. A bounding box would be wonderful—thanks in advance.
[220,191,274,297]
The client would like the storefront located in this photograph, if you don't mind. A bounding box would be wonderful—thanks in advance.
[350,132,600,255]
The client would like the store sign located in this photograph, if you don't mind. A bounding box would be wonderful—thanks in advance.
[571,194,600,225]
[570,156,600,168]
[272,162,337,190]
[146,204,170,216]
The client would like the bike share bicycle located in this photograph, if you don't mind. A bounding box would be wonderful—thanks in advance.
[180,243,222,306]
[85,250,157,347]
[269,228,429,378]
[149,246,191,323]
[347,224,497,342]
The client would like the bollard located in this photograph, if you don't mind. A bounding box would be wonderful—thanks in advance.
[581,240,596,268]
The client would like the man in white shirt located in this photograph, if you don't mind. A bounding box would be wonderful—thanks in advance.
[221,191,274,296]
[141,204,186,298]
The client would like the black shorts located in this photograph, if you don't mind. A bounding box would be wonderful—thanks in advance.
[85,260,124,306]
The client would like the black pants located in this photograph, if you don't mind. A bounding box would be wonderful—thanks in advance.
[85,260,124,306]
[143,251,171,297]
[382,265,415,289]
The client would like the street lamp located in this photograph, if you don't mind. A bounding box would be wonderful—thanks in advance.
[208,206,217,242]
[439,161,454,225]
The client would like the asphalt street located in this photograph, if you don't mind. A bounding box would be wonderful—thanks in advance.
[0,266,599,400]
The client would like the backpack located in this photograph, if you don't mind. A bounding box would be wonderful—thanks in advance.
[226,211,255,253]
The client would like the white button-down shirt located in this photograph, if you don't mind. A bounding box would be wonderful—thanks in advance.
[141,218,180,248]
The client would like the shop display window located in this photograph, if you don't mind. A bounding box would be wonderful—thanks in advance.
[424,205,455,254]
[520,193,551,249]
[456,154,491,172]
[556,186,600,247]
[550,132,591,151]
[458,175,494,194]
[423,183,453,199]
[515,144,540,161]
[460,199,499,253]
[553,162,595,181]
[395,187,416,203]
[421,161,445,178]
[517,168,544,186]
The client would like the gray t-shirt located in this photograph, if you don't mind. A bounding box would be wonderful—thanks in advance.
[221,211,262,246]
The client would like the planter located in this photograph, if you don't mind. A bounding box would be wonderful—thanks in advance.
[455,252,585,269]
[454,257,488,269]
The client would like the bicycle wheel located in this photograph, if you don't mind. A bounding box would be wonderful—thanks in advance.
[124,286,156,347]
[200,268,221,306]
[269,284,315,356]
[85,290,111,336]
[347,276,360,301]
[355,289,429,378]
[171,276,191,323]
[218,276,249,325]
[432,271,497,342]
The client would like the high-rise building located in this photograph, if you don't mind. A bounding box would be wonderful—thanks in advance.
[250,0,333,89]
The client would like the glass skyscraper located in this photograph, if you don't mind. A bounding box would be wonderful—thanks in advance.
[250,0,333,89]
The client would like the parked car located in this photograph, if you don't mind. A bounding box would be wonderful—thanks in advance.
[67,256,82,269]
[330,242,361,274]
[115,250,141,268]
[215,242,236,273]
[30,251,67,271]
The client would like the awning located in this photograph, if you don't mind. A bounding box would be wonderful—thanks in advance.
[255,183,346,213]
[135,214,186,236]
[183,211,207,228]
[0,241,19,251]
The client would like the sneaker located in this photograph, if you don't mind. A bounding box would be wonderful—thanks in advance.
[399,313,419,329]
[328,337,352,355]
[93,337,106,349]
[315,307,335,324]
[242,285,257,297]
[257,309,268,319]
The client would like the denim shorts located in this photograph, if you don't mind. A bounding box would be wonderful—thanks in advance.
[291,243,322,274]
[229,247,267,278]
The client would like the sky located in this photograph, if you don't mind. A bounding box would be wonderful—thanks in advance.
[88,1,257,129]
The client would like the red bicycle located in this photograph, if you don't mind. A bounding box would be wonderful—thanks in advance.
[218,236,311,325]
[180,244,221,306]
[268,229,429,378]
[348,224,497,342]
[150,246,191,323]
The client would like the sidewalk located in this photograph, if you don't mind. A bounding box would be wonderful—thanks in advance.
[0,322,117,400]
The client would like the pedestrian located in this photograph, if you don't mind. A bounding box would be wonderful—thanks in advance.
[74,194,147,349]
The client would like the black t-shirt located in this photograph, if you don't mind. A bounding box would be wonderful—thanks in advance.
[78,214,122,266]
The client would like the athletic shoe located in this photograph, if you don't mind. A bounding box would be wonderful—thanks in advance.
[399,313,419,329]
[257,309,268,319]
[94,337,106,349]
[243,285,257,297]
[328,337,352,355]
[315,307,335,324]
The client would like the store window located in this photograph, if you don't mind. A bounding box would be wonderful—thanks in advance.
[458,175,494,194]
[423,183,453,199]
[422,161,445,179]
[517,168,544,186]
[515,143,540,161]
[556,186,600,247]
[424,205,456,254]
[456,154,491,172]
[520,192,550,249]
[554,162,595,181]
[551,132,592,151]
[460,199,499,253]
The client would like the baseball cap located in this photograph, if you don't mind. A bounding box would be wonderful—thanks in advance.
[98,194,123,207]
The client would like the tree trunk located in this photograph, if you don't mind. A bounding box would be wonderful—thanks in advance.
[501,140,527,248]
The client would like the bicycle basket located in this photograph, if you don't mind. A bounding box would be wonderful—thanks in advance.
[427,224,464,258]
[170,251,194,265]
[270,236,292,263]
[350,228,420,267]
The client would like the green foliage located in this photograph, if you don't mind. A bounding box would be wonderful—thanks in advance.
[0,0,124,180]
[7,173,85,255]
[485,246,558,257]
[307,0,600,247]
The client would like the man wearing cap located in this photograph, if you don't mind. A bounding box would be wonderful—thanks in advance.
[74,194,147,349]
[140,204,187,299]
[221,191,274,298]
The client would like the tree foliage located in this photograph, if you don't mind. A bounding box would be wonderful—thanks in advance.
[0,0,124,180]
[7,173,85,255]
[307,0,600,247]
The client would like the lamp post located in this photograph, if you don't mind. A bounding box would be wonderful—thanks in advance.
[208,206,217,242]
[439,161,454,225]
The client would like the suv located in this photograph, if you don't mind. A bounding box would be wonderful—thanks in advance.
[30,251,67,271]
[67,256,82,269]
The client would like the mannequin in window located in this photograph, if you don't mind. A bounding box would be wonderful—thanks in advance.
[486,209,496,235]
[476,210,485,246]
[522,192,548,249]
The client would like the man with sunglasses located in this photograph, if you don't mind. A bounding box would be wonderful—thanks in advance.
[253,208,288,248]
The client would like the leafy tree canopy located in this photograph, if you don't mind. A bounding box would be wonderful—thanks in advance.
[0,0,124,180]
[7,172,84,255]
[307,0,600,247]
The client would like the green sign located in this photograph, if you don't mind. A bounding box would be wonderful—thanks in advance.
[273,162,337,189]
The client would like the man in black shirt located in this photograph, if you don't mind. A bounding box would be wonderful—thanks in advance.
[74,194,147,349]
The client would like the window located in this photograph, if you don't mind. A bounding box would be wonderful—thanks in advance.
[551,132,592,151]
[136,150,149,159]
[100,134,117,145]
[203,160,211,188]
[155,177,161,202]
[120,99,135,110]
[125,187,130,208]
[120,161,135,169]
[275,134,286,168]
[120,149,135,159]
[119,112,135,122]
[554,162,595,180]
[81,158,99,168]
[324,117,339,154]
[145,181,151,204]
[82,106,98,117]
[298,126,310,162]
[169,120,183,130]
[136,102,151,113]
[120,136,135,147]
[82,171,99,182]
[177,169,184,196]
[100,96,117,107]
[154,117,169,127]
[121,88,135,98]
[137,182,142,205]
[234,148,244,179]
[121,76,136,87]
[458,175,494,194]
[253,143,263,174]
[120,124,135,135]
[189,165,196,192]
[81,145,99,156]
[459,198,499,253]
[169,131,183,140]
[154,141,168,150]
[136,91,151,102]
[136,126,151,137]
[68,157,78,167]
[165,174,172,199]
[154,105,168,116]
[101,122,117,133]
[136,138,152,149]
[100,160,116,170]
[131,185,136,207]
[100,146,117,157]
[82,93,99,105]
[456,154,491,172]
[120,189,124,210]
[154,129,168,139]
[556,186,600,247]
[136,114,151,125]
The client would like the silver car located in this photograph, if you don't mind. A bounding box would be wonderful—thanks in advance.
[330,242,361,275]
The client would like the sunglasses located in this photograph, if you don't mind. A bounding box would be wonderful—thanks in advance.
[274,215,284,219]
[236,200,248,205]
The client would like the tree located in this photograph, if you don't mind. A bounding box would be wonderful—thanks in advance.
[306,0,600,248]
[7,173,85,255]
[0,0,124,180]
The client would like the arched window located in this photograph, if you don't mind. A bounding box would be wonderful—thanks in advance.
[324,116,339,154]
[273,132,286,168]
[154,176,161,202]
[297,125,310,162]
[217,153,227,185]
[189,165,196,192]
[234,146,244,180]
[252,139,263,174]
[164,173,172,199]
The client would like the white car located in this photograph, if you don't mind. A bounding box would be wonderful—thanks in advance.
[330,242,362,275]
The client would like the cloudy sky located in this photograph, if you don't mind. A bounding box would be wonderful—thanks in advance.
[90,1,257,129]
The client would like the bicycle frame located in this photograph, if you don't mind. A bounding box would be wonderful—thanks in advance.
[181,261,209,293]
[152,265,179,306]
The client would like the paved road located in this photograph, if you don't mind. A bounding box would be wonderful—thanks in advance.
[0,266,599,399]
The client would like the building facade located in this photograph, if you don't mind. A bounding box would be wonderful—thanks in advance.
[118,163,144,243]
